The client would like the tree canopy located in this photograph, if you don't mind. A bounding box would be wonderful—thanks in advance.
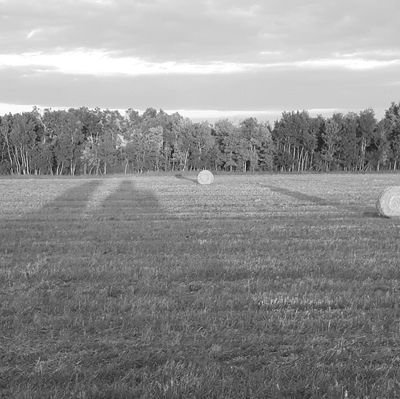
[1,103,400,175]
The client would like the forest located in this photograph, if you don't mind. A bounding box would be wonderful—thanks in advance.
[0,102,399,175]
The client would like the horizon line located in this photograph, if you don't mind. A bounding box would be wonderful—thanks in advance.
[0,103,384,122]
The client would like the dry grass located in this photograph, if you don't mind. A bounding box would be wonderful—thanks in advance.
[1,173,400,398]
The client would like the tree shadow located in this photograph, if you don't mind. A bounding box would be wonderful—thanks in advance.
[36,180,104,220]
[92,179,162,221]
[71,179,165,259]
[1,180,104,267]
[1,178,167,266]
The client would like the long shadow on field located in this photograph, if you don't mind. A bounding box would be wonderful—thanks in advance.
[0,180,103,267]
[262,184,378,216]
[37,180,104,219]
[47,179,165,262]
[90,179,162,220]
[267,185,333,206]
[0,177,165,269]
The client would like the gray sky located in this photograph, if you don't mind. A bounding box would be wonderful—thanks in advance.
[0,0,399,122]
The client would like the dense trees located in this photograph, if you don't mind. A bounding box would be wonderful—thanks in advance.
[1,102,400,175]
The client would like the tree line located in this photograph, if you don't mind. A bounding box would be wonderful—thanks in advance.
[0,102,399,175]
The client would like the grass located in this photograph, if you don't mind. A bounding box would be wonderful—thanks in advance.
[1,173,400,398]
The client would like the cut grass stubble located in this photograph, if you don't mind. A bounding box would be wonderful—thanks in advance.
[1,174,400,398]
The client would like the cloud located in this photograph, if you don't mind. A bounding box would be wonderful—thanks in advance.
[0,0,399,118]
[335,50,400,59]
[26,28,41,39]
[169,109,281,120]
[0,102,354,124]
[0,49,398,78]
[0,102,39,115]
[0,0,264,61]
[80,0,114,5]
[0,50,258,75]
[1,62,397,113]
[291,57,400,71]
[1,0,399,65]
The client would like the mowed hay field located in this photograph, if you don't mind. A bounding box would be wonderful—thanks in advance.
[1,174,400,398]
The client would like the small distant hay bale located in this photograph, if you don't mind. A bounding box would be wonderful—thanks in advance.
[376,186,400,217]
[197,170,214,185]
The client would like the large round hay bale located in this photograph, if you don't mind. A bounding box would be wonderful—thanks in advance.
[376,186,400,217]
[197,170,214,185]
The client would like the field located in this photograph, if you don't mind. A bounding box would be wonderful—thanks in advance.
[1,173,400,398]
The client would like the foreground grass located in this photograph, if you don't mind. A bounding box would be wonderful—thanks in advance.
[1,174,400,398]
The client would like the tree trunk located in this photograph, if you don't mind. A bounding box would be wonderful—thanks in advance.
[182,150,189,171]
[124,159,129,174]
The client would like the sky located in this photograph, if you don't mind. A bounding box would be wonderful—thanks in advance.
[0,0,399,123]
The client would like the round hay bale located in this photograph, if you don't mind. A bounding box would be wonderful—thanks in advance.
[197,170,214,185]
[376,186,400,217]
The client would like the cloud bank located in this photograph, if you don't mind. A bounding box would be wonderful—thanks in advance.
[0,0,399,116]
